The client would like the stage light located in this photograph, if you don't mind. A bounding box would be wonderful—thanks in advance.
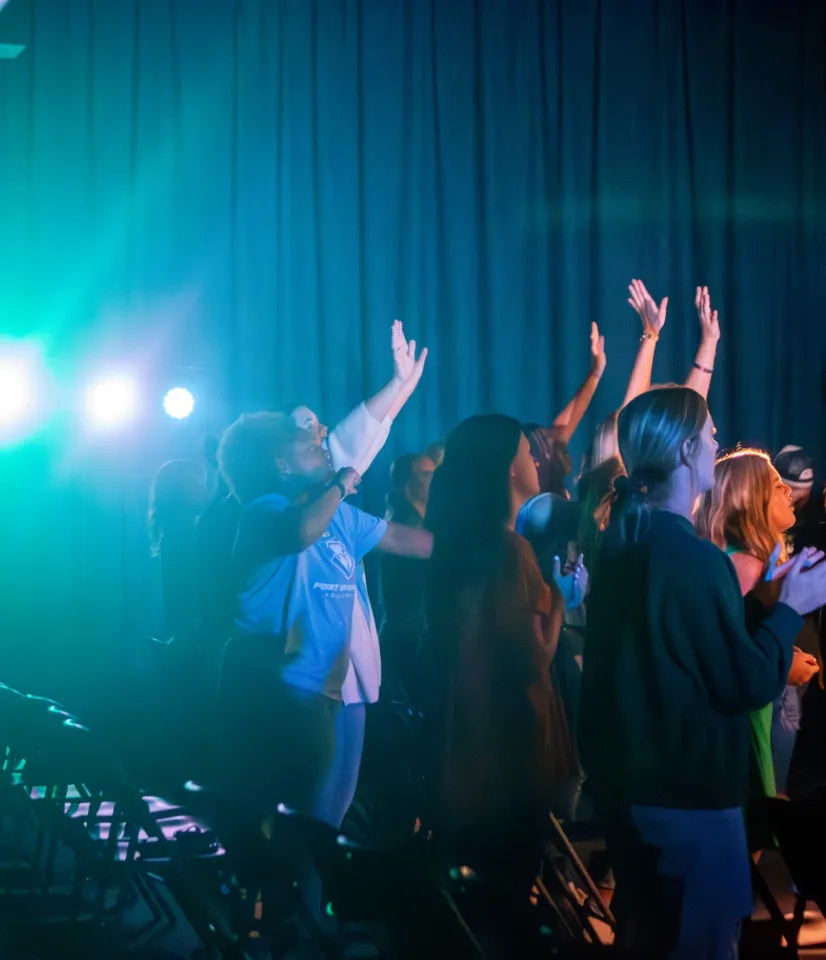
[87,376,137,426]
[0,359,31,424]
[163,387,194,419]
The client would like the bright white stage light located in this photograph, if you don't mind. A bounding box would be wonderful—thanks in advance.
[163,387,194,419]
[87,376,138,426]
[0,360,31,424]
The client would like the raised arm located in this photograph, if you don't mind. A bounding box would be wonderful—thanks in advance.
[551,323,606,444]
[684,286,720,400]
[364,320,428,423]
[623,278,668,407]
[329,320,427,474]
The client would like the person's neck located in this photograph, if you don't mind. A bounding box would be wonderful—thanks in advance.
[655,474,699,527]
[274,473,322,502]
[508,489,526,531]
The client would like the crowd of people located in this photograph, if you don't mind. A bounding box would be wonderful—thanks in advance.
[148,281,826,958]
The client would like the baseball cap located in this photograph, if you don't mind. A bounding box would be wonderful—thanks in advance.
[773,445,814,490]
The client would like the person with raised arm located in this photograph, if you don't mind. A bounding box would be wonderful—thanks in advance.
[198,322,427,832]
[216,412,431,925]
[281,320,428,832]
[579,386,826,958]
[523,322,606,499]
[286,319,427,476]
[588,278,667,470]
[684,286,721,400]
[589,280,721,471]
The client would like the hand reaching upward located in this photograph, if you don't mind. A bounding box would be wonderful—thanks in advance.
[694,286,720,343]
[391,319,428,386]
[590,321,607,378]
[628,279,668,338]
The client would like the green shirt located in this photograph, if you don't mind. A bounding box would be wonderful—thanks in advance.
[723,546,777,800]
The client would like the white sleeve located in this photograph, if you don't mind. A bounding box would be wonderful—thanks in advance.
[327,402,392,475]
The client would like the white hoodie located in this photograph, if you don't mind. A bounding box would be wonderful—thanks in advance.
[326,402,391,705]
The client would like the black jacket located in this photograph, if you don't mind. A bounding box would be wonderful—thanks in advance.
[580,509,801,810]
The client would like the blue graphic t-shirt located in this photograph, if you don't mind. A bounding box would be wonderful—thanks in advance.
[232,494,387,699]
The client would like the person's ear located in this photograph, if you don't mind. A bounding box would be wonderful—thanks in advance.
[680,435,699,469]
[275,457,292,475]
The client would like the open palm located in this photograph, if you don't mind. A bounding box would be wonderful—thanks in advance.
[628,279,668,337]
[590,321,607,377]
[694,286,721,342]
[391,319,428,385]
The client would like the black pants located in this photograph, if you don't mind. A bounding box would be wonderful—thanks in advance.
[218,666,338,817]
[218,660,339,923]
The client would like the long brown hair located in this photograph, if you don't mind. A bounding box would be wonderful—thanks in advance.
[696,448,788,563]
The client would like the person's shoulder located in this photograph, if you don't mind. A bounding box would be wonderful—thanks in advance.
[518,492,577,534]
[336,501,371,524]
[649,512,738,582]
[506,530,543,573]
[335,502,385,538]
[728,552,764,594]
[507,528,534,555]
[517,493,553,527]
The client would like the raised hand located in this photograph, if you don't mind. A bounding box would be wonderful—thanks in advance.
[694,286,720,343]
[628,279,668,337]
[590,321,607,378]
[777,549,826,618]
[766,544,826,582]
[391,319,429,386]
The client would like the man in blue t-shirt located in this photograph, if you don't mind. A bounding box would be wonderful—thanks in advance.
[215,411,432,832]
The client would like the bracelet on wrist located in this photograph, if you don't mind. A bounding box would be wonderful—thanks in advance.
[692,361,714,375]
[329,477,347,500]
[640,331,658,343]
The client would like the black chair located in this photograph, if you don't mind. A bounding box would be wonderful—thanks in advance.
[0,684,250,959]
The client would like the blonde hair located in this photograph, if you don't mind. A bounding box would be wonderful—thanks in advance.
[590,412,621,471]
[696,448,788,563]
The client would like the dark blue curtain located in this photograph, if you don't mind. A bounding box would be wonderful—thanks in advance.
[1,0,825,710]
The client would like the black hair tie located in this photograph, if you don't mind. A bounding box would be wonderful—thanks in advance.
[614,474,649,499]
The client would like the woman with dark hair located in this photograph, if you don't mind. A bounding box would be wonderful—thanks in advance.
[380,453,436,693]
[420,415,576,891]
[149,459,208,640]
[385,453,436,524]
[580,387,826,958]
